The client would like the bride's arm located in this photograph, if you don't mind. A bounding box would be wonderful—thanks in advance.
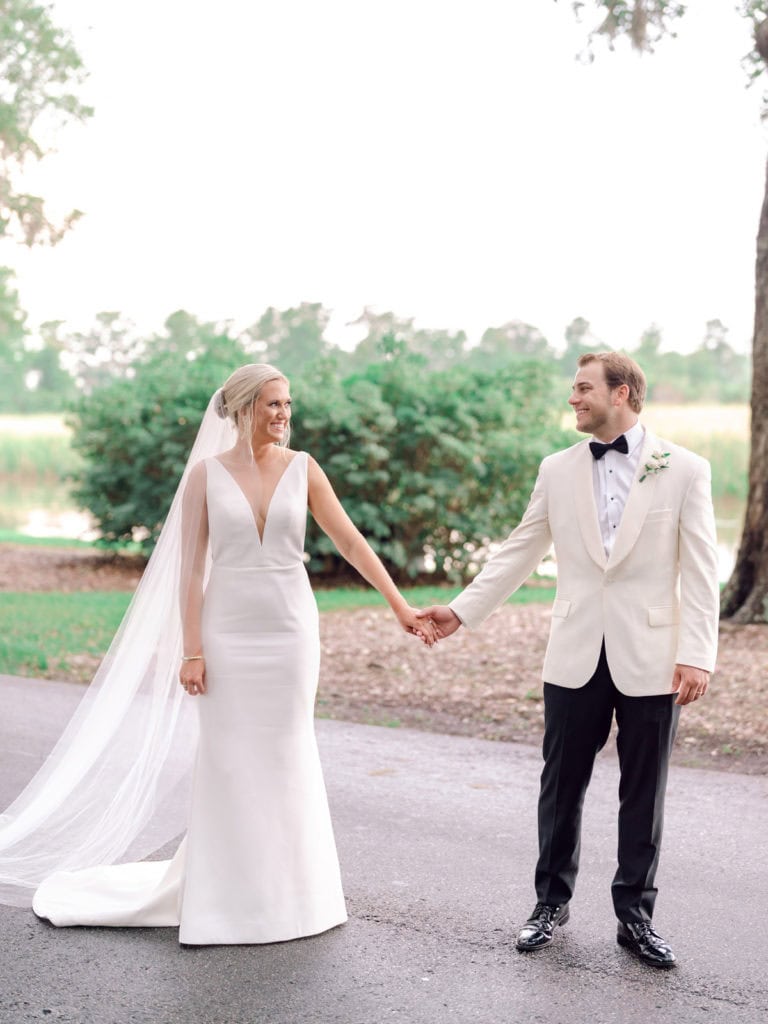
[179,462,210,694]
[307,456,436,644]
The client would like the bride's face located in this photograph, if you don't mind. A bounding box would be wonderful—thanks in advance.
[251,379,291,444]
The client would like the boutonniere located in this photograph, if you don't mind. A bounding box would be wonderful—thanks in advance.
[639,450,671,482]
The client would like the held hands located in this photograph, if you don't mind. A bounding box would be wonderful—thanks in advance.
[179,657,207,697]
[396,605,439,646]
[671,663,709,706]
[413,605,463,645]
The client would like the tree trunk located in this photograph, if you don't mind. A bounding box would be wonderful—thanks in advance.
[720,156,768,623]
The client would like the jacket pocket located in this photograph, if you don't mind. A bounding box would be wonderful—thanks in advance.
[648,605,680,627]
[551,599,572,619]
[645,508,673,522]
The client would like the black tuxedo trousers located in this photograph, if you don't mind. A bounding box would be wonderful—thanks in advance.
[535,642,680,923]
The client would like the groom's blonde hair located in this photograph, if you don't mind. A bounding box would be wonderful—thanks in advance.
[577,352,646,414]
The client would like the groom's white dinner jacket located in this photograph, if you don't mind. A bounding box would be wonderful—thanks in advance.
[450,428,720,696]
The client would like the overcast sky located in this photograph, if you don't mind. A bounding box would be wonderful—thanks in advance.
[5,0,766,353]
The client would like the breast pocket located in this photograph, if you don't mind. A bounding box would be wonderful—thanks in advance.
[645,508,674,523]
[551,599,572,619]
[648,605,680,627]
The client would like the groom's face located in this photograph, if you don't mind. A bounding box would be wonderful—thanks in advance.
[569,362,620,439]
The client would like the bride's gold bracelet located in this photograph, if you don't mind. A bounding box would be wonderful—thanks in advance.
[181,655,205,662]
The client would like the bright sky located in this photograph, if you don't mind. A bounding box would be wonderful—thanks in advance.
[5,0,765,353]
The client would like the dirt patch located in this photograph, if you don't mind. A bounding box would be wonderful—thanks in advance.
[0,544,145,592]
[318,606,768,775]
[3,544,767,775]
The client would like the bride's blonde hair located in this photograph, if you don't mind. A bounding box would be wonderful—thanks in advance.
[216,363,291,450]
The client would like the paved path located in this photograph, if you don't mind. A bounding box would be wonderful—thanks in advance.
[1,674,766,1024]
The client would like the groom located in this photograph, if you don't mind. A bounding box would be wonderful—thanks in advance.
[418,352,719,968]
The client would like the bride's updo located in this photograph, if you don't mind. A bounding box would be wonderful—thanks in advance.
[216,363,290,449]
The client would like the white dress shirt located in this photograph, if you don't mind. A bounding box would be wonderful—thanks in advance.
[592,421,644,557]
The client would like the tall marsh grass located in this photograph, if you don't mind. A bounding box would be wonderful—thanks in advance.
[0,415,81,479]
[643,404,748,501]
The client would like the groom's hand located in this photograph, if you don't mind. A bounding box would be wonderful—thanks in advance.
[415,605,462,639]
[672,664,709,706]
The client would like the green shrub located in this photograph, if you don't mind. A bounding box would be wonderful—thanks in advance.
[68,342,247,547]
[69,344,570,581]
[293,351,570,580]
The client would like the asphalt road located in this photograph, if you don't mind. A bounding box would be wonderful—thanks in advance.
[1,674,766,1024]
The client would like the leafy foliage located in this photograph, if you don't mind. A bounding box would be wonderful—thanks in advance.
[0,265,27,407]
[293,349,569,581]
[739,3,768,90]
[470,321,554,368]
[565,0,687,57]
[346,308,467,372]
[248,302,332,376]
[69,336,569,582]
[0,0,93,245]
[69,336,247,546]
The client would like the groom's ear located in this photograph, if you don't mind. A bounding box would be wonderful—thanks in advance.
[612,383,630,407]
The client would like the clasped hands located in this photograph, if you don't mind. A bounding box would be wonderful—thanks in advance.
[399,605,461,646]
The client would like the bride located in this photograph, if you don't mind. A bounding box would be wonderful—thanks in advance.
[0,363,435,944]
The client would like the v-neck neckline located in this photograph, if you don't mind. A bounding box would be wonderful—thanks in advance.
[212,452,300,545]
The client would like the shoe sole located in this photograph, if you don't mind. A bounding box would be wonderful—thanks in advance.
[515,908,570,952]
[616,932,677,969]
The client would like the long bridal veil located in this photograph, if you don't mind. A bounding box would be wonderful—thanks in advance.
[0,394,236,907]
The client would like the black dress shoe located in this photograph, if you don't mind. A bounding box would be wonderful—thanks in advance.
[516,902,570,951]
[617,920,677,968]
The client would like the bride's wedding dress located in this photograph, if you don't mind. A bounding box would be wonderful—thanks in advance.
[32,451,347,944]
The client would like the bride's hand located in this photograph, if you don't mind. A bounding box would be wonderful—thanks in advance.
[179,658,207,696]
[397,606,438,646]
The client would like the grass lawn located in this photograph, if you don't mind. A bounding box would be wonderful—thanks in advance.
[0,583,555,680]
[0,592,133,676]
[0,530,95,548]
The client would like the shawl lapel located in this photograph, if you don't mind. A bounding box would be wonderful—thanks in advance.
[573,439,608,570]
[606,428,661,570]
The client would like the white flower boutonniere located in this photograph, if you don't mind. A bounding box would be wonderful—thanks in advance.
[639,450,671,483]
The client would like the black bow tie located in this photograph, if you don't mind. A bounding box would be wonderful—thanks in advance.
[589,435,629,460]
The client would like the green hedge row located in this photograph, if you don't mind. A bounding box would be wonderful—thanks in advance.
[69,343,569,582]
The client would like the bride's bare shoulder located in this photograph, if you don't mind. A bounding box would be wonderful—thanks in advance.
[277,447,303,464]
[183,460,208,503]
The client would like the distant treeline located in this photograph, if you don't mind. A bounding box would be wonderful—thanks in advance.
[0,278,751,411]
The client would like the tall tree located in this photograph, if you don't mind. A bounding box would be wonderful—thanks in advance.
[0,0,92,246]
[632,324,664,400]
[151,309,231,361]
[348,308,416,369]
[348,307,468,370]
[28,318,77,407]
[249,302,333,376]
[472,320,553,368]
[409,325,467,370]
[568,1,768,623]
[560,315,601,372]
[62,311,143,393]
[0,265,29,408]
[688,319,750,403]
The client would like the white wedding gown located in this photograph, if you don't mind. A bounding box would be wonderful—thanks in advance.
[32,451,347,944]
